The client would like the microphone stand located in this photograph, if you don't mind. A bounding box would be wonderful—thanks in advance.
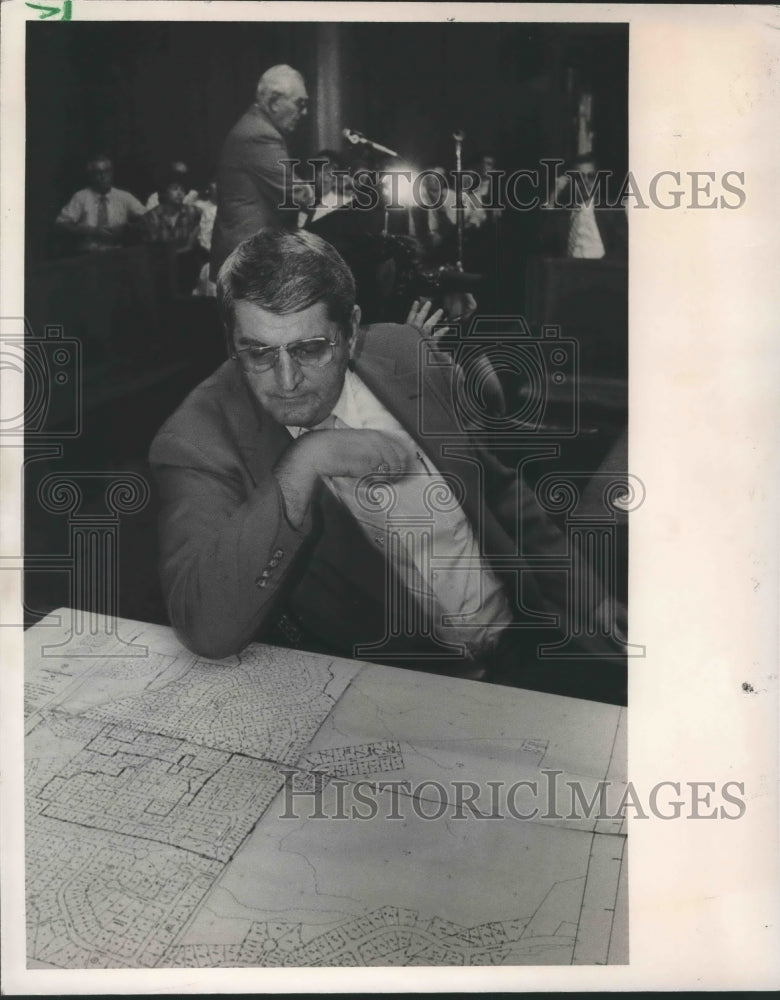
[453,130,465,271]
[342,127,479,291]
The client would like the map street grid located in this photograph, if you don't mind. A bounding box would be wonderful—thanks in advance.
[24,611,626,968]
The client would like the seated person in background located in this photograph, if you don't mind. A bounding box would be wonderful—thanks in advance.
[540,153,627,260]
[194,180,218,254]
[141,176,203,294]
[411,166,457,268]
[412,165,492,275]
[145,160,200,210]
[472,152,504,227]
[193,180,218,297]
[149,229,625,699]
[55,154,145,253]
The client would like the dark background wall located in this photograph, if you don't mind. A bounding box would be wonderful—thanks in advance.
[341,22,627,175]
[26,20,627,261]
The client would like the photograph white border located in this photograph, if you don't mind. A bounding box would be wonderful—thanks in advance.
[2,1,778,992]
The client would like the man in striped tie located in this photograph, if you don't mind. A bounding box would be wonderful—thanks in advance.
[55,155,145,253]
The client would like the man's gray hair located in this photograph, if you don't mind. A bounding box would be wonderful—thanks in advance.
[255,64,304,109]
[217,228,356,348]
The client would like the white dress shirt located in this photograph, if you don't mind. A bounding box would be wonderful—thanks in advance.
[288,370,513,657]
[56,186,146,228]
[567,199,606,259]
[194,199,217,251]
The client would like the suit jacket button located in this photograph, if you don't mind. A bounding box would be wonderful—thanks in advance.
[269,558,279,567]
[273,549,284,559]
[256,579,267,589]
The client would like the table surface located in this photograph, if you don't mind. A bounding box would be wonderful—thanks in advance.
[24,608,627,969]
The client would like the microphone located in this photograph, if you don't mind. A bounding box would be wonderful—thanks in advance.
[342,128,399,158]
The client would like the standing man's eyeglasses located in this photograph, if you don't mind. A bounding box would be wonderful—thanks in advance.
[294,98,310,112]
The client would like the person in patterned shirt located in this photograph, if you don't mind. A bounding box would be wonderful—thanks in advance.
[142,176,203,293]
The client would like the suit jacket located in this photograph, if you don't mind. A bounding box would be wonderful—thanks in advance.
[149,324,577,662]
[539,204,628,260]
[210,105,297,280]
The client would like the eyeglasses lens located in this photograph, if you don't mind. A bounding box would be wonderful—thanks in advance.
[244,339,332,373]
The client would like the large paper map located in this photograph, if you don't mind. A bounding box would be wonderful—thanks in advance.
[25,611,627,968]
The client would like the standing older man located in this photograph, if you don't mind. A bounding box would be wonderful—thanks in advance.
[210,64,313,279]
[150,229,627,702]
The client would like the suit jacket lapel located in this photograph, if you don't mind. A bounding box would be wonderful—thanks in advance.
[219,360,293,487]
[355,342,514,557]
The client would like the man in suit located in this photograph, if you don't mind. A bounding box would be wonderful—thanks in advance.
[540,154,627,260]
[210,64,313,280]
[150,229,626,700]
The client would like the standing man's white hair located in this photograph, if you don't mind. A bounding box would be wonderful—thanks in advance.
[255,64,305,107]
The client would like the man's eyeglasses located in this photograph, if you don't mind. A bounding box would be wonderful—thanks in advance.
[294,98,310,112]
[234,336,338,374]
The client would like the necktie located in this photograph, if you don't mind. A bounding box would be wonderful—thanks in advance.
[97,194,109,229]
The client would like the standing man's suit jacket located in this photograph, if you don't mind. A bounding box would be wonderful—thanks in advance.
[539,204,628,260]
[210,105,297,280]
[149,324,573,662]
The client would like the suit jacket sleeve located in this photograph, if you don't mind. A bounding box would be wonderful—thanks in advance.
[149,428,314,660]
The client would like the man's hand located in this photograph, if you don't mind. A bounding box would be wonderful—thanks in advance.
[274,428,413,527]
[407,294,478,341]
[292,181,315,209]
[406,298,445,335]
[406,298,458,350]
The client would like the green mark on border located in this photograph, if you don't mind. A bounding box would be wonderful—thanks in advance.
[26,1,73,20]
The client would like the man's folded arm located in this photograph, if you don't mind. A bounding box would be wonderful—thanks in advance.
[150,432,313,660]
